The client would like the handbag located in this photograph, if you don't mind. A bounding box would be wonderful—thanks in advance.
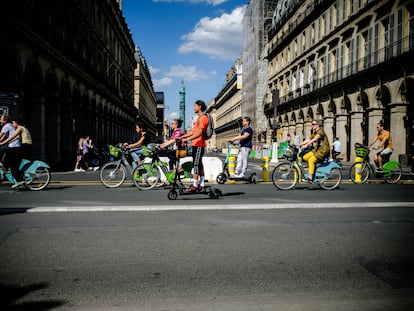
[299,145,313,158]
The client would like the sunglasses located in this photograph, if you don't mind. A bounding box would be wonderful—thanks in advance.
[312,123,318,125]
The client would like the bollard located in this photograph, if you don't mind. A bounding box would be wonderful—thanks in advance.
[355,156,364,183]
[228,156,236,176]
[262,156,270,182]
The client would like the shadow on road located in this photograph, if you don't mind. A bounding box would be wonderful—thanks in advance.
[0,283,65,310]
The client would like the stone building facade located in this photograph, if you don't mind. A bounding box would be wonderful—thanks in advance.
[0,0,138,170]
[134,46,157,137]
[265,0,414,163]
[212,65,243,151]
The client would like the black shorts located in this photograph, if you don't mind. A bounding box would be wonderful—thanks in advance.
[192,146,204,175]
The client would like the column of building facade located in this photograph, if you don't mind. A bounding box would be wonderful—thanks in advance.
[295,122,304,144]
[349,112,364,158]
[367,108,383,145]
[390,103,408,159]
[323,116,334,145]
[303,121,312,140]
[335,114,352,158]
[288,124,296,138]
[281,124,289,142]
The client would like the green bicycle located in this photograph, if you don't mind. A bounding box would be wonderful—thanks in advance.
[99,143,135,188]
[132,145,193,190]
[349,143,402,184]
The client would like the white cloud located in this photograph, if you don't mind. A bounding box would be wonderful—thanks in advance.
[168,111,179,120]
[153,76,173,88]
[153,0,228,5]
[178,6,246,61]
[165,64,208,81]
[149,65,160,75]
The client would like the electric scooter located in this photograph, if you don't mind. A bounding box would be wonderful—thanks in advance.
[216,142,257,184]
[167,141,222,200]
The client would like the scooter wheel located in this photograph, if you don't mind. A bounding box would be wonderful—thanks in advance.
[167,190,178,200]
[209,188,222,198]
[216,173,227,184]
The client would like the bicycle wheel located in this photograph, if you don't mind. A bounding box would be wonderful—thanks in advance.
[99,161,126,188]
[132,163,160,190]
[383,162,402,184]
[349,161,370,184]
[271,162,298,190]
[318,167,342,190]
[24,167,51,191]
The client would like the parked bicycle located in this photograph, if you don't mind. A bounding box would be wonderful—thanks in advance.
[271,145,342,190]
[349,143,402,184]
[132,145,193,190]
[99,143,135,188]
[0,159,51,190]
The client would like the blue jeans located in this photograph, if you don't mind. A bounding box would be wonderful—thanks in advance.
[130,148,143,169]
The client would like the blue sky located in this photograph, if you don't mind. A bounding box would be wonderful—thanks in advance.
[122,0,247,126]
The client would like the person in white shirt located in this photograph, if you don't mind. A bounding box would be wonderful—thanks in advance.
[330,137,341,160]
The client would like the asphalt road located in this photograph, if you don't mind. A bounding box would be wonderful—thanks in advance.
[0,208,413,310]
[0,166,413,310]
[0,168,413,211]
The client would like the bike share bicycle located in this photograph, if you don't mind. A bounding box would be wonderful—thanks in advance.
[271,145,342,190]
[99,143,136,188]
[216,142,257,184]
[0,158,51,190]
[349,143,402,184]
[167,140,222,200]
[131,145,193,190]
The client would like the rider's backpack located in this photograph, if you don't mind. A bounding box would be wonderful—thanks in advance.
[203,113,214,140]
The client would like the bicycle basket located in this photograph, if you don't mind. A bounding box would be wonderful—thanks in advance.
[142,146,154,157]
[109,145,120,158]
[355,146,369,159]
[282,146,297,160]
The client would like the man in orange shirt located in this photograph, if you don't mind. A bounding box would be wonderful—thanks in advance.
[368,121,393,170]
[179,100,209,192]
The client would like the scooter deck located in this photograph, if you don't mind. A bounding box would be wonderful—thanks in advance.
[178,186,213,195]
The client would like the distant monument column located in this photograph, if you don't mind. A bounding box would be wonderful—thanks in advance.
[179,80,186,130]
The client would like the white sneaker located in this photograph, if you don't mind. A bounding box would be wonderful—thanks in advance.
[11,180,26,188]
[74,168,81,172]
[230,173,240,178]
[93,167,99,171]
[79,168,85,172]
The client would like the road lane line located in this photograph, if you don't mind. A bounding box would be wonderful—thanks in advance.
[24,202,414,212]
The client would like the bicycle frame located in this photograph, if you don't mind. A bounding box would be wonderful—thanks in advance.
[99,144,136,188]
[141,149,193,184]
[292,158,341,183]
[272,145,342,190]
[349,145,402,184]
[0,159,51,190]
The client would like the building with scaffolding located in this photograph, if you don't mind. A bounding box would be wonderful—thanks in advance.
[242,0,278,144]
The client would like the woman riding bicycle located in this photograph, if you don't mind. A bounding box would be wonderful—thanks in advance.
[299,120,330,182]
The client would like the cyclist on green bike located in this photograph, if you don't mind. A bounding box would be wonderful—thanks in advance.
[368,121,393,171]
[299,120,330,182]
